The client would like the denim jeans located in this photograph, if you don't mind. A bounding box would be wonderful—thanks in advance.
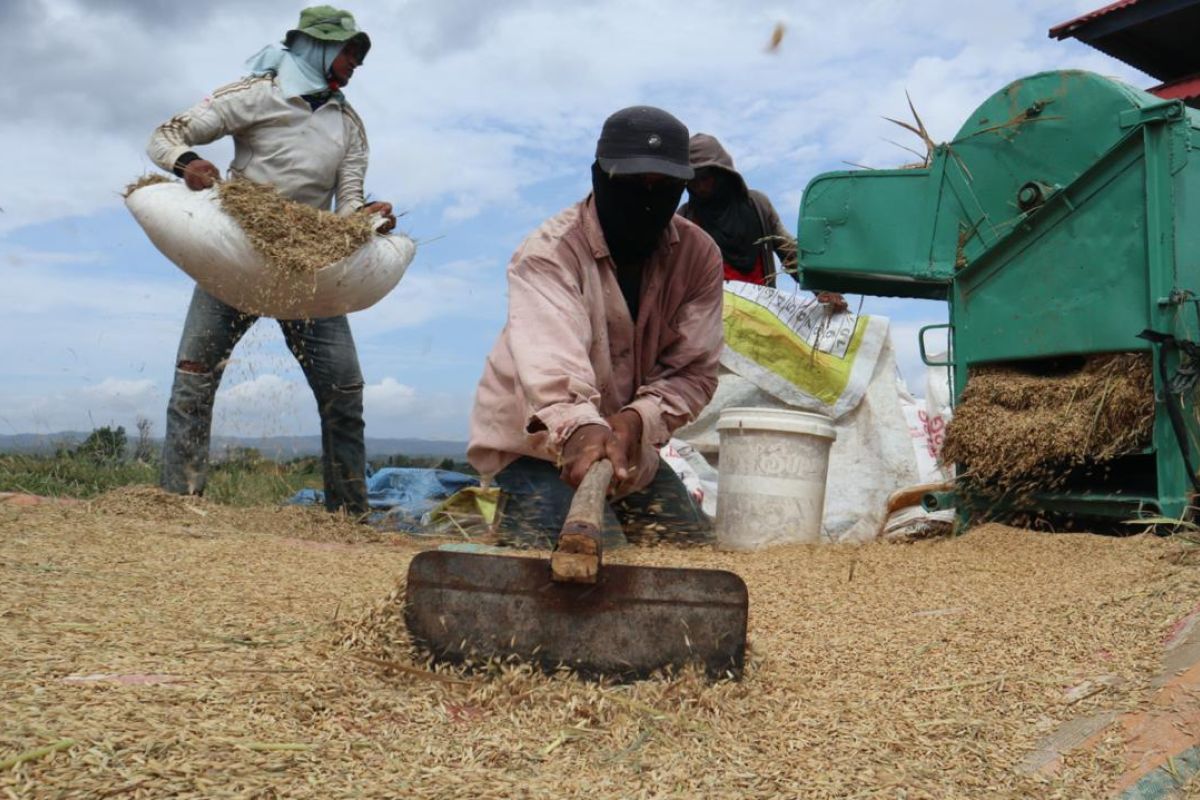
[492,456,712,549]
[160,286,368,514]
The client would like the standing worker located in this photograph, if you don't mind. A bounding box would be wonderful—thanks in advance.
[469,107,723,548]
[679,132,847,309]
[147,6,396,516]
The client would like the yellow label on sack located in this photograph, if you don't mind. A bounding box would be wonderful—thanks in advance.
[722,293,867,404]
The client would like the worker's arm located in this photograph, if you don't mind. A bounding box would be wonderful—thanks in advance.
[759,193,800,280]
[335,106,395,232]
[505,252,611,461]
[146,79,267,186]
[622,237,725,449]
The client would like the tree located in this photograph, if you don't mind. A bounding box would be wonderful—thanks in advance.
[74,426,127,463]
[133,416,155,463]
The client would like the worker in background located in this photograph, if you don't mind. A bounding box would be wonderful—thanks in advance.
[468,107,722,548]
[679,133,848,310]
[147,5,395,516]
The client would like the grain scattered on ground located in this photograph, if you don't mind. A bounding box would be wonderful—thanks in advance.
[2,491,1197,798]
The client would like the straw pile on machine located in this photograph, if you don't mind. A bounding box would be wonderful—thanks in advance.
[942,353,1155,496]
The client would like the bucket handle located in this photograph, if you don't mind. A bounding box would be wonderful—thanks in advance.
[919,324,954,368]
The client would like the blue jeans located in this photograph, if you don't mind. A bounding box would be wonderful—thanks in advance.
[492,456,712,549]
[160,287,368,514]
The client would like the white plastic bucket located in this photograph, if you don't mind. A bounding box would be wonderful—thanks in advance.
[715,407,837,550]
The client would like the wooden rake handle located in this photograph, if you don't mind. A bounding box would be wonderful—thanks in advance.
[550,459,614,584]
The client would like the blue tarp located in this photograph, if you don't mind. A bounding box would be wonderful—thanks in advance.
[286,467,479,531]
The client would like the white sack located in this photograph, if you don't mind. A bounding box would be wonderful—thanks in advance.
[674,339,920,543]
[899,353,954,484]
[126,182,415,319]
[660,438,719,519]
[819,341,921,542]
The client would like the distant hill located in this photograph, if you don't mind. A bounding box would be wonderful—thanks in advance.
[0,433,468,460]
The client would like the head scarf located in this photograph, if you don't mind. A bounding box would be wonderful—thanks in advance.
[245,33,347,101]
[687,169,762,273]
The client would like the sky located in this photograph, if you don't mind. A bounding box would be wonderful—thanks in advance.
[0,0,1148,442]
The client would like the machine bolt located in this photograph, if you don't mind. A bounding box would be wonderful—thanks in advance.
[1017,182,1044,211]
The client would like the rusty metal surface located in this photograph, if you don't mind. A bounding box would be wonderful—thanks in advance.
[404,551,748,681]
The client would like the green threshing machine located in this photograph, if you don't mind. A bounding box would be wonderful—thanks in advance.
[797,70,1200,521]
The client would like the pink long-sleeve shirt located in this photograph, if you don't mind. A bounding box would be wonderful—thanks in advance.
[468,194,724,493]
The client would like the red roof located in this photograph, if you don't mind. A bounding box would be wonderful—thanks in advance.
[1150,74,1200,101]
[1049,0,1144,39]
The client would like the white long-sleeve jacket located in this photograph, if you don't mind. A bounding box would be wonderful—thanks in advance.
[147,76,367,213]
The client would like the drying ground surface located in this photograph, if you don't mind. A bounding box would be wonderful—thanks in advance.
[2,488,1198,799]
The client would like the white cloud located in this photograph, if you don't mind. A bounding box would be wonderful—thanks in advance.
[0,376,162,435]
[888,319,951,398]
[353,256,506,335]
[365,377,473,439]
[81,377,157,402]
[0,0,1166,438]
[0,0,1156,234]
[366,377,416,403]
[210,373,311,438]
[0,257,191,316]
[2,247,106,268]
[0,370,471,440]
[213,373,471,439]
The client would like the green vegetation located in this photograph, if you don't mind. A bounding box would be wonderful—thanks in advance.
[0,426,473,505]
[0,452,157,498]
[71,425,128,464]
[201,448,323,507]
[374,453,475,474]
[0,450,322,507]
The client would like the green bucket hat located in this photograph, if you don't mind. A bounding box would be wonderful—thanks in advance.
[285,6,371,58]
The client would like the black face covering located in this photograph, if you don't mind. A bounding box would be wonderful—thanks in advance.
[591,162,684,268]
[688,169,762,273]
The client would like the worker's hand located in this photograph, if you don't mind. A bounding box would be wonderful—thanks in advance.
[605,409,643,488]
[362,201,396,234]
[560,424,612,489]
[817,291,849,313]
[182,159,221,191]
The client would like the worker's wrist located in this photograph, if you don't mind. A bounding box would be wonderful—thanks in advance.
[621,398,668,448]
[173,151,202,177]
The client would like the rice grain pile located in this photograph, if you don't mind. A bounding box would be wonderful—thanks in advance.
[942,353,1154,494]
[2,489,1198,798]
[217,178,375,273]
[122,173,173,197]
[84,485,393,544]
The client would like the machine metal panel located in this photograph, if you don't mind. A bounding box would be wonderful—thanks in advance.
[794,69,1200,519]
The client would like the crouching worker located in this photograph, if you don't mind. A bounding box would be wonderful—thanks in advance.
[147,6,396,516]
[468,107,723,548]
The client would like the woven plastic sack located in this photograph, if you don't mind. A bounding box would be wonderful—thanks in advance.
[719,281,889,419]
[126,182,415,319]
